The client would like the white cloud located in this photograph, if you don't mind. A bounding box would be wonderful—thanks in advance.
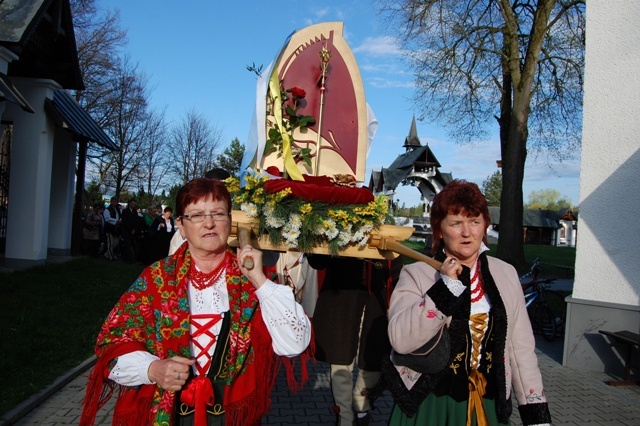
[352,36,403,57]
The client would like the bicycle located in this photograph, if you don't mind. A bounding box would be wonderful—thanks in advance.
[520,258,566,342]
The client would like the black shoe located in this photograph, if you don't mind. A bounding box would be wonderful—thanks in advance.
[354,412,371,426]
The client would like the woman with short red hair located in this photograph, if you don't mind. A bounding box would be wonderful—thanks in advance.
[81,178,312,425]
[385,180,551,425]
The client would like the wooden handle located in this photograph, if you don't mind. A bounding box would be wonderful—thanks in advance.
[237,227,255,270]
[368,235,443,271]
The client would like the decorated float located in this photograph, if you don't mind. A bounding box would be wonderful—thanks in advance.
[227,22,440,270]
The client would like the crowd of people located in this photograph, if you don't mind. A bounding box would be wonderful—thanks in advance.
[79,177,550,426]
[82,198,175,263]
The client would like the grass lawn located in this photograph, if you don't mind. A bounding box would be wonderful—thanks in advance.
[0,243,575,417]
[0,257,144,416]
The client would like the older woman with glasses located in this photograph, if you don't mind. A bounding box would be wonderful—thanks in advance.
[81,178,312,426]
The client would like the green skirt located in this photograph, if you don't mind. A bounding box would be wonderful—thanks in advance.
[389,394,510,426]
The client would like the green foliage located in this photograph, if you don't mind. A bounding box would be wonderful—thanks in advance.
[265,85,316,168]
[0,258,144,416]
[396,203,425,217]
[525,189,572,211]
[166,184,181,211]
[136,187,156,210]
[482,170,502,206]
[83,180,104,209]
[215,138,245,177]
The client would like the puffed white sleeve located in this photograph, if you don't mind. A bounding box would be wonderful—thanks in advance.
[108,351,160,386]
[255,280,311,357]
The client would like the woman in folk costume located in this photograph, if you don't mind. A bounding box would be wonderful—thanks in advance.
[385,180,551,425]
[81,178,312,426]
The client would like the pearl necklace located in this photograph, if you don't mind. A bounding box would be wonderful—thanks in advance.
[470,259,485,303]
[189,253,228,291]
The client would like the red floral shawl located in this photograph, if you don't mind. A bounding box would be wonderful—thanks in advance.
[80,244,304,425]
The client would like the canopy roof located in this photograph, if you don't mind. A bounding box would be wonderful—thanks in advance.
[45,89,116,150]
[0,0,83,89]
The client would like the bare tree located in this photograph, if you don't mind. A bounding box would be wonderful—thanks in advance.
[137,108,172,198]
[89,57,154,198]
[379,0,585,270]
[71,0,127,115]
[170,110,224,184]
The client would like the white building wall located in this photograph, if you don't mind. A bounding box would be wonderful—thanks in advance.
[47,129,76,254]
[574,0,640,305]
[564,0,640,374]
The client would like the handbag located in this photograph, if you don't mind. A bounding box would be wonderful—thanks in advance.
[391,324,450,374]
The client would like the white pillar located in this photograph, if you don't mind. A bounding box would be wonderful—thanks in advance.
[48,129,76,255]
[3,78,61,268]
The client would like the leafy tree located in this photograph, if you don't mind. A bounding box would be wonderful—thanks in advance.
[215,138,246,178]
[482,170,502,206]
[379,0,585,270]
[170,109,223,184]
[83,180,103,208]
[525,189,572,210]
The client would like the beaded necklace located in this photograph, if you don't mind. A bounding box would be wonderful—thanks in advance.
[470,259,485,303]
[189,252,228,291]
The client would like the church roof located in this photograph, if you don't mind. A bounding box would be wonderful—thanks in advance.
[488,206,563,228]
[0,0,83,89]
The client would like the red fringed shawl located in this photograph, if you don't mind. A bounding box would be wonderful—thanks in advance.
[80,244,312,425]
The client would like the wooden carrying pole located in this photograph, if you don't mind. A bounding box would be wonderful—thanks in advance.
[367,234,443,270]
[236,226,255,270]
[230,218,443,271]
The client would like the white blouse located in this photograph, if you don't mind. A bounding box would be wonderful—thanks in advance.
[108,271,311,386]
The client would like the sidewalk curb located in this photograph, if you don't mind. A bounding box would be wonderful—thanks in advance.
[0,356,96,426]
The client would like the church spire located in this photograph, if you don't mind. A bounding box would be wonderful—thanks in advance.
[403,116,422,149]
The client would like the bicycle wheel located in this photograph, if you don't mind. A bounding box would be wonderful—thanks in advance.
[542,290,568,336]
[532,302,556,342]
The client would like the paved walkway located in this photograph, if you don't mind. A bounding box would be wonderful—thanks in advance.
[3,334,640,425]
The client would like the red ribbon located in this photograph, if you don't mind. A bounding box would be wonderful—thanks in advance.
[180,376,214,426]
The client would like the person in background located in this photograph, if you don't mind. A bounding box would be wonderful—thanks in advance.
[148,206,176,263]
[143,206,155,228]
[121,198,142,263]
[385,180,551,425]
[82,203,102,258]
[80,178,312,425]
[308,255,401,426]
[102,197,121,260]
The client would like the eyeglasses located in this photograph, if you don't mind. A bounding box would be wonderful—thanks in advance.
[179,212,230,223]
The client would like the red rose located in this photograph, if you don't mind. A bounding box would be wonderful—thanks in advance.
[290,87,306,99]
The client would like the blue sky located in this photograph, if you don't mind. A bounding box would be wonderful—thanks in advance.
[103,0,581,207]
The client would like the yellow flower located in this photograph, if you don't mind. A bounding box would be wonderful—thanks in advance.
[274,187,292,201]
[299,203,312,216]
[225,177,240,194]
[251,187,265,204]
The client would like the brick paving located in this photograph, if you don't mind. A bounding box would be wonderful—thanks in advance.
[3,335,640,425]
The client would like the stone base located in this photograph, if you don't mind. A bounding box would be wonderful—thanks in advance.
[564,296,640,380]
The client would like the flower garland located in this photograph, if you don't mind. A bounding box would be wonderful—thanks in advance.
[225,171,392,256]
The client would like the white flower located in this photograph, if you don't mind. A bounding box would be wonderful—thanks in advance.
[288,213,302,228]
[282,226,300,247]
[241,202,259,217]
[321,219,339,241]
[266,214,286,228]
